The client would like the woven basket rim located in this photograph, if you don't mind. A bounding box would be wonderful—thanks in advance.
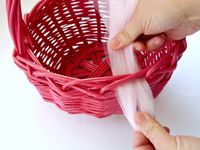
[22,0,155,81]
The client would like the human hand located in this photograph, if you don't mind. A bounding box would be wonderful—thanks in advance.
[134,112,200,150]
[110,0,200,51]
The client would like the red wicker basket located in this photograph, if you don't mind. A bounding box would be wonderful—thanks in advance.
[7,0,187,118]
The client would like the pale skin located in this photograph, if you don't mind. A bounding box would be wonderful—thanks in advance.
[109,0,200,149]
[134,112,200,150]
[110,0,200,51]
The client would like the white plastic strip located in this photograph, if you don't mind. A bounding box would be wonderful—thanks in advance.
[107,0,155,129]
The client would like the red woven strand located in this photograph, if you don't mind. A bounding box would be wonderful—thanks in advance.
[6,0,187,118]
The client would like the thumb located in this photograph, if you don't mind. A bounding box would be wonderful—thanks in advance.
[109,18,142,50]
[135,112,176,150]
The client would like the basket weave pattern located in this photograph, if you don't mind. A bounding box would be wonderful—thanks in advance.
[7,0,187,118]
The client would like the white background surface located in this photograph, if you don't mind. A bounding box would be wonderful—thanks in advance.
[0,1,200,150]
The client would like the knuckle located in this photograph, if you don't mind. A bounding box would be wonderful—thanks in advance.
[175,136,181,150]
[143,15,153,35]
[120,28,132,43]
[175,136,189,150]
[145,121,160,138]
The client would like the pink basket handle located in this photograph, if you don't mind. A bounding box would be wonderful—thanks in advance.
[6,0,27,56]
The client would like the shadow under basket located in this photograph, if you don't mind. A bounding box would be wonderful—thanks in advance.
[7,0,187,118]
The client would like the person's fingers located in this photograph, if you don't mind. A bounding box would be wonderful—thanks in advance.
[146,35,166,50]
[135,145,155,150]
[109,18,142,50]
[133,35,166,51]
[133,130,151,147]
[135,112,176,149]
[133,126,170,149]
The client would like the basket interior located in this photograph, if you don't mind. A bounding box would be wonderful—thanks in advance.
[26,0,179,79]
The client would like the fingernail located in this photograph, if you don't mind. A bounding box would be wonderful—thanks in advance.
[109,37,121,49]
[135,112,150,127]
[154,39,161,46]
[133,45,141,51]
